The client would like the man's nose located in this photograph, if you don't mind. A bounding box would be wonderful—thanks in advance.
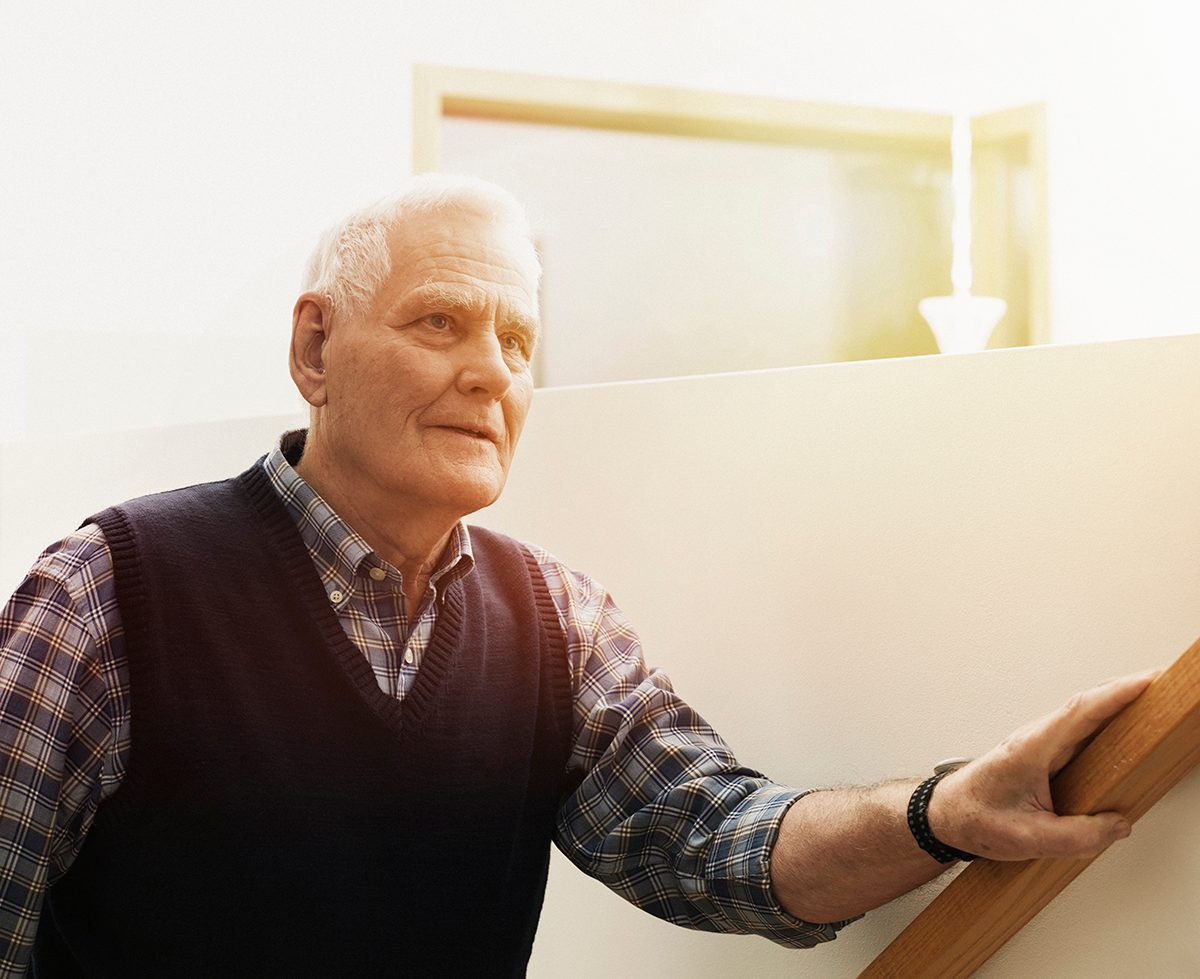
[456,331,513,400]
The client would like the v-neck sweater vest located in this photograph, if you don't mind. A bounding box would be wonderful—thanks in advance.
[33,463,573,978]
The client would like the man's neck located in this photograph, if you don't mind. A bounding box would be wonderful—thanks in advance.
[293,453,457,620]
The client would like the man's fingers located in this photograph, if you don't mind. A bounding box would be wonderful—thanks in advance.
[1030,670,1158,765]
[1018,810,1132,861]
[953,670,1156,862]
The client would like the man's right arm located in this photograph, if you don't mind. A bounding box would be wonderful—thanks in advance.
[0,529,126,976]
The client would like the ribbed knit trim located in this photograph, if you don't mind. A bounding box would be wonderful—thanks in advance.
[234,462,464,739]
[520,543,574,756]
[88,508,145,654]
[402,577,465,731]
[88,507,153,789]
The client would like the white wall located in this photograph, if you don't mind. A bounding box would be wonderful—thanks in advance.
[3,1,1199,441]
[0,412,307,594]
[3,335,1198,975]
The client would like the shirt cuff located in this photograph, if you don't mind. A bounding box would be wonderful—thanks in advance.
[694,783,862,949]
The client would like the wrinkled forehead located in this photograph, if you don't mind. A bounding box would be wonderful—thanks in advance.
[386,208,541,310]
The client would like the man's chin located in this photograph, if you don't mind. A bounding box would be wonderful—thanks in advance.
[436,472,507,518]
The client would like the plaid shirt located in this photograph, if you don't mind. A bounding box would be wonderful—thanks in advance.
[0,435,846,974]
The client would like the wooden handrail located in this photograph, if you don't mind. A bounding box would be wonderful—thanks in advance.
[860,634,1200,978]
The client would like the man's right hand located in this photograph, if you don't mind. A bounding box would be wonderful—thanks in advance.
[769,670,1156,924]
[927,670,1157,862]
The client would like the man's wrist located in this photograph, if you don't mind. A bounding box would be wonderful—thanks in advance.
[908,770,978,863]
[922,766,980,861]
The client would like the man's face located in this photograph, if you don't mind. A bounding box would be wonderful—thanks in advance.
[316,208,539,519]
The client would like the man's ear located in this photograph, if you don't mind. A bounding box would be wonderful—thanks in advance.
[290,292,332,407]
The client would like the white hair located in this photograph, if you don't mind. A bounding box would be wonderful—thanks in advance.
[301,174,540,318]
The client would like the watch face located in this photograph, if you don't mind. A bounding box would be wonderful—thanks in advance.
[933,757,973,775]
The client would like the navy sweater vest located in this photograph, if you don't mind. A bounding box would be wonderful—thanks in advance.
[33,463,574,978]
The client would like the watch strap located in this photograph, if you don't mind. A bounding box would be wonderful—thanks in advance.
[907,770,979,864]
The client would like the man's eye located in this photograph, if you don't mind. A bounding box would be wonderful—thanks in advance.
[425,314,451,330]
[500,333,527,355]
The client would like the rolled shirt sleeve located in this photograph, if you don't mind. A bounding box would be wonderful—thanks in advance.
[531,546,857,948]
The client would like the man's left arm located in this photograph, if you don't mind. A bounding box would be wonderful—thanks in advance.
[531,547,1149,945]
[531,547,844,949]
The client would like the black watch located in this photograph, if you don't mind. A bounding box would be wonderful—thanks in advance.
[907,757,979,864]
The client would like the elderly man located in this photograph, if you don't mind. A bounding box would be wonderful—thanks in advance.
[1,175,1147,977]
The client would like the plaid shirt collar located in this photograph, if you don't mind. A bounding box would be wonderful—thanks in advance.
[262,429,475,610]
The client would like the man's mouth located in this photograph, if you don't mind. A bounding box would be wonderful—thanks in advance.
[436,425,499,444]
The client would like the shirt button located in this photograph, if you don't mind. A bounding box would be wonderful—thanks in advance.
[329,589,344,603]
[369,567,387,582]
[404,650,414,665]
